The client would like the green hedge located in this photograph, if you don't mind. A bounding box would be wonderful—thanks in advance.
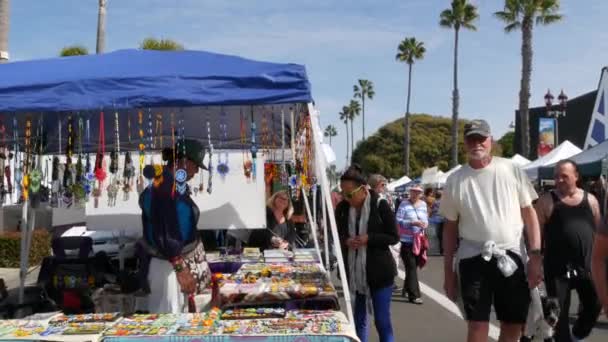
[0,230,51,268]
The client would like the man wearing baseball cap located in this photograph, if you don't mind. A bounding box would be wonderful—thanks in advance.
[439,119,542,341]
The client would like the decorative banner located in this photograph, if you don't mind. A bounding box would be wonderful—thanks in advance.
[584,68,608,148]
[538,117,556,157]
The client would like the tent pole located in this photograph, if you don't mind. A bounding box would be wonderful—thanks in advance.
[302,188,323,265]
[308,103,354,324]
[18,199,29,304]
[322,186,330,271]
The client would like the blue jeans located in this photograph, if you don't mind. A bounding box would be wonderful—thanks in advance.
[354,285,394,342]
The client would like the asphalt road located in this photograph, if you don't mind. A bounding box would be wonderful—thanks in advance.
[337,256,608,341]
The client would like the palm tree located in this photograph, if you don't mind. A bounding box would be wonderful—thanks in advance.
[396,37,426,176]
[0,0,9,63]
[353,79,375,140]
[440,0,478,168]
[339,107,350,164]
[60,45,89,57]
[348,99,361,158]
[495,0,562,158]
[140,37,185,51]
[324,125,338,146]
[96,0,107,54]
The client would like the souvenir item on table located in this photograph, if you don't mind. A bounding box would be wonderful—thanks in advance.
[9,320,46,337]
[216,110,229,179]
[50,312,121,325]
[62,323,108,335]
[103,313,182,337]
[123,151,135,200]
[221,307,285,320]
[206,116,213,194]
[0,320,17,337]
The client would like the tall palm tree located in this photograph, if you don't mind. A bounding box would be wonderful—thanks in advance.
[324,125,338,146]
[495,0,562,158]
[140,37,185,51]
[353,79,375,140]
[60,45,89,57]
[0,0,9,63]
[396,37,426,176]
[348,99,361,158]
[96,0,107,54]
[339,107,350,164]
[440,0,478,168]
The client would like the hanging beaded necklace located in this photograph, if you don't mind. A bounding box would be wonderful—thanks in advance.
[12,118,21,203]
[206,113,213,194]
[175,115,188,197]
[241,108,252,180]
[216,109,229,179]
[250,107,258,182]
[22,118,32,202]
[93,111,107,208]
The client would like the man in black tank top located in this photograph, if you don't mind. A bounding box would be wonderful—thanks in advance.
[535,160,602,341]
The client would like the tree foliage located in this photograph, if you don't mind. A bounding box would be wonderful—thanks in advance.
[60,45,89,57]
[140,37,184,51]
[351,114,505,178]
[497,131,515,158]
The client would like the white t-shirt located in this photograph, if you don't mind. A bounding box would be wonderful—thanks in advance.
[439,157,538,249]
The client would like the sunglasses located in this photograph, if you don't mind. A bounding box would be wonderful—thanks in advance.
[343,185,364,200]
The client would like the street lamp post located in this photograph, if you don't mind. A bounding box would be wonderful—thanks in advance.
[544,89,568,146]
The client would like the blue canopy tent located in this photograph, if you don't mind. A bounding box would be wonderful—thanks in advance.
[0,49,353,323]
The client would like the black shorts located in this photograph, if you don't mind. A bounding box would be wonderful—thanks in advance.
[458,251,530,323]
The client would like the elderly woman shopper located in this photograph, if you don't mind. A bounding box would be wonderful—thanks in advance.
[249,190,296,250]
[396,184,428,304]
[336,165,399,342]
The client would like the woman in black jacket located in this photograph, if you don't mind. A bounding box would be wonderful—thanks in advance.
[335,165,399,342]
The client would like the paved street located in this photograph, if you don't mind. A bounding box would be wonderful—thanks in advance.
[354,256,608,341]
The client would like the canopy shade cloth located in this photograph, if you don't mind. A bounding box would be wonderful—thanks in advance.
[537,138,608,179]
[0,49,313,112]
[523,140,582,181]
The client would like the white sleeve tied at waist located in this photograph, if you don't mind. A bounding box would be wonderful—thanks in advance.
[480,241,518,277]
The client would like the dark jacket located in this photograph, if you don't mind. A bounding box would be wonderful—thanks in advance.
[249,207,297,250]
[335,191,399,290]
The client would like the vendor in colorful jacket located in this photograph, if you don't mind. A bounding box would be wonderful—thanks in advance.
[138,139,211,313]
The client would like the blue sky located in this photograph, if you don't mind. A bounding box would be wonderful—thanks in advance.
[8,0,608,171]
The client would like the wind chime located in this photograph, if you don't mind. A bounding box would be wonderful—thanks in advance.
[216,109,229,181]
[175,115,188,197]
[62,116,76,208]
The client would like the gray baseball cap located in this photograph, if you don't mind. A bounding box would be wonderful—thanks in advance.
[464,119,491,137]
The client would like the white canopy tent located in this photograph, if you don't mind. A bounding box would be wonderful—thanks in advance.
[511,154,531,167]
[387,175,411,191]
[523,140,582,181]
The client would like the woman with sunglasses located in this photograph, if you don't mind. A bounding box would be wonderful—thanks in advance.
[249,190,296,250]
[396,184,428,304]
[335,165,399,342]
